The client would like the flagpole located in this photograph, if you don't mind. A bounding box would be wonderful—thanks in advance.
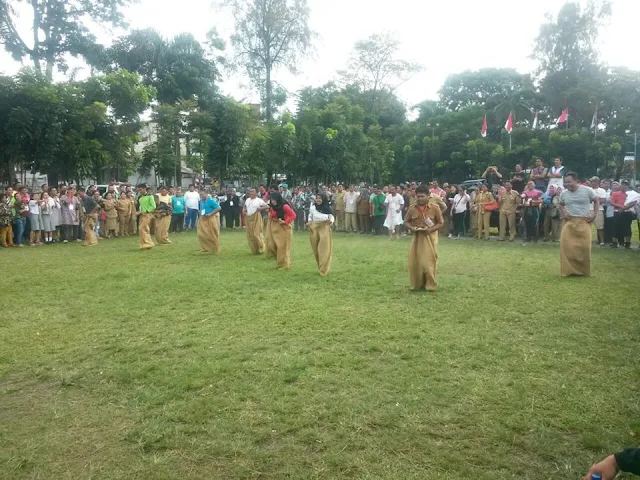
[509,132,512,150]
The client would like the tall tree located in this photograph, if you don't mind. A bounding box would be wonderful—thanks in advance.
[221,0,313,121]
[0,0,132,80]
[532,1,611,119]
[340,32,421,99]
[533,1,611,74]
[102,29,220,104]
[206,97,258,184]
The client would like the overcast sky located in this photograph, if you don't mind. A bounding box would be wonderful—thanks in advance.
[1,0,638,109]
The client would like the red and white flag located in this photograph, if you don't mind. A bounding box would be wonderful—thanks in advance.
[556,108,569,125]
[481,115,487,138]
[532,111,538,129]
[504,113,513,133]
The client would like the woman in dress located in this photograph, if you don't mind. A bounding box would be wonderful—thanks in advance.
[59,186,80,243]
[307,194,334,276]
[265,192,296,270]
[383,185,404,240]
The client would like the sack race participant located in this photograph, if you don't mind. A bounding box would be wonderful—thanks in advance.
[197,189,222,254]
[307,194,334,276]
[559,172,598,277]
[404,185,444,291]
[154,186,172,245]
[78,188,100,247]
[243,188,269,254]
[102,192,118,238]
[137,184,156,250]
[116,194,131,236]
[127,192,137,235]
[266,192,296,270]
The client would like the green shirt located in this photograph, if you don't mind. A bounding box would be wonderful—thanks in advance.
[371,194,387,216]
[139,194,156,213]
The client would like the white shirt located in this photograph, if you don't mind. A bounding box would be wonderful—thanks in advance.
[244,197,267,216]
[183,191,200,209]
[28,200,40,215]
[452,193,470,214]
[591,187,606,211]
[344,191,359,213]
[385,193,404,211]
[308,205,334,224]
[624,190,639,206]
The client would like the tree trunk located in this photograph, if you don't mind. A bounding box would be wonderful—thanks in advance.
[47,170,59,189]
[174,129,181,188]
[30,0,42,75]
[265,64,272,121]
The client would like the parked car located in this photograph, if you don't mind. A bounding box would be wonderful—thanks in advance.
[460,179,487,193]
[94,185,122,197]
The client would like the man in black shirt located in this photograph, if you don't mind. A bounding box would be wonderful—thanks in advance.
[481,166,503,189]
[510,164,527,193]
[222,188,241,229]
[584,448,640,479]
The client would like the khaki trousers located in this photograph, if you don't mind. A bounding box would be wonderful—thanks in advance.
[499,211,516,240]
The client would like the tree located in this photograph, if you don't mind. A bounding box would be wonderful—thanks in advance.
[222,0,313,121]
[207,97,257,184]
[533,1,611,75]
[533,1,611,119]
[340,32,421,103]
[0,0,133,80]
[103,29,220,104]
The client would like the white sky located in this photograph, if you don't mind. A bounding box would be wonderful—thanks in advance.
[1,0,639,109]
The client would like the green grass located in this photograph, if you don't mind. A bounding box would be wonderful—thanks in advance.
[1,230,639,479]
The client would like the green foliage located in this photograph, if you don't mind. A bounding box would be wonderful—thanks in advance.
[0,0,133,80]
[101,29,219,105]
[0,68,151,184]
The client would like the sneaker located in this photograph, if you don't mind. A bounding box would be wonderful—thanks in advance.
[63,240,68,244]
[448,234,453,239]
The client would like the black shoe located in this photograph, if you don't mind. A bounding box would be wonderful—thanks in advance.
[624,242,631,249]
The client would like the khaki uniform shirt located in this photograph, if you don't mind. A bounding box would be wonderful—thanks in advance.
[404,203,443,232]
[499,190,520,215]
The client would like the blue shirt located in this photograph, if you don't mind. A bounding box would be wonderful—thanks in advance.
[199,197,220,216]
[171,196,185,214]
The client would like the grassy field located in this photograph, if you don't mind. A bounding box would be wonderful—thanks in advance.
[1,230,639,479]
